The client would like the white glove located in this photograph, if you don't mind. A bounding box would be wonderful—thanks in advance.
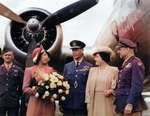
[87,103,90,110]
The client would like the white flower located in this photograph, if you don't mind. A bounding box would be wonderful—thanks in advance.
[63,81,68,87]
[49,74,55,79]
[50,76,58,83]
[51,98,54,102]
[52,94,57,99]
[57,81,63,86]
[50,83,56,89]
[58,89,63,93]
[41,83,44,86]
[38,80,42,85]
[52,72,57,76]
[45,91,49,97]
[35,93,39,98]
[59,75,64,80]
[43,73,49,81]
[42,95,46,99]
[65,90,69,95]
[66,84,70,90]
[32,86,36,90]
[61,96,66,101]
[45,85,49,89]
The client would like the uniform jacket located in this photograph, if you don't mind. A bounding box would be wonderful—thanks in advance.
[0,64,23,107]
[115,55,148,112]
[60,59,93,110]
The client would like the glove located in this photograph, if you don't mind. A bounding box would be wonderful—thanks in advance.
[87,103,90,110]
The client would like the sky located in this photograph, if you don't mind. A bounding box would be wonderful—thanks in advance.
[0,0,114,48]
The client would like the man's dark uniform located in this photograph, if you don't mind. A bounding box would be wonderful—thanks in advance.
[114,38,148,113]
[60,40,93,116]
[0,64,23,115]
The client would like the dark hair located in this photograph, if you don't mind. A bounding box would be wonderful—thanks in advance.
[98,52,110,63]
[34,50,51,65]
[2,48,13,55]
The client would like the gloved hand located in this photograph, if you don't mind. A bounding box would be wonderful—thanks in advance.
[87,103,90,110]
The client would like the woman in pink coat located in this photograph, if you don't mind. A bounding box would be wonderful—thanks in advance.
[85,46,118,116]
[22,45,55,116]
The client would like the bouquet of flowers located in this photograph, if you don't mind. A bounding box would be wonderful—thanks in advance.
[30,72,70,102]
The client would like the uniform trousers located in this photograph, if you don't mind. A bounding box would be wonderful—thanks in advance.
[0,107,18,116]
[63,108,87,116]
[116,112,142,116]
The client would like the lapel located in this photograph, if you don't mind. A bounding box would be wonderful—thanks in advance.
[90,67,99,100]
[121,55,135,69]
[70,61,76,70]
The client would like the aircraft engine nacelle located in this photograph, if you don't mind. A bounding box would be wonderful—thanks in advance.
[5,8,63,68]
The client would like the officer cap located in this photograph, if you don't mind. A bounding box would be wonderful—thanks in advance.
[92,46,112,55]
[116,38,137,48]
[70,40,86,49]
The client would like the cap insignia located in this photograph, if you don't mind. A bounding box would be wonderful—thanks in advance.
[73,42,76,46]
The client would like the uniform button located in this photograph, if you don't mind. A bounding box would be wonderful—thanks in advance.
[119,80,121,82]
[119,75,121,77]
[6,84,8,86]
[75,75,77,77]
[120,70,122,72]
[6,74,8,75]
[127,93,129,94]
[76,70,78,72]
[6,89,8,91]
[6,78,8,80]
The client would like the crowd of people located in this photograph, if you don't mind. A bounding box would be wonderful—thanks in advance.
[0,39,148,116]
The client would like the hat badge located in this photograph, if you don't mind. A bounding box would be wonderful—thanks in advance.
[73,42,76,46]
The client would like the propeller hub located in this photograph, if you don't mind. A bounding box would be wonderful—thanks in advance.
[27,18,40,32]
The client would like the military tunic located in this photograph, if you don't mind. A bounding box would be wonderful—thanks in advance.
[115,55,148,112]
[60,59,93,110]
[0,64,23,108]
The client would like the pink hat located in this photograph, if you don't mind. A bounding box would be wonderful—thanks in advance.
[32,45,44,63]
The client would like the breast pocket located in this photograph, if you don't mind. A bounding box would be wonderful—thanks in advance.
[11,71,19,77]
[65,72,74,83]
[77,71,88,83]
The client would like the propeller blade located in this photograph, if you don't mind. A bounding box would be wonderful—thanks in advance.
[40,0,97,25]
[25,35,37,68]
[0,3,26,24]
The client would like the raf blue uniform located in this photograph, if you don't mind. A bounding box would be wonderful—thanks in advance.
[0,64,23,115]
[60,60,92,114]
[60,40,93,116]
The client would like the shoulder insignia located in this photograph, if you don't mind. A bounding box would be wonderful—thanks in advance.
[138,61,142,66]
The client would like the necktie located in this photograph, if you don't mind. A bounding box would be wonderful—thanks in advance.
[76,62,79,67]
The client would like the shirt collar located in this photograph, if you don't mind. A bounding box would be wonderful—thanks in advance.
[124,54,134,63]
[75,57,83,66]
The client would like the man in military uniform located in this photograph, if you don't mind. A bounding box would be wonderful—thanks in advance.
[59,40,93,116]
[115,38,148,116]
[0,48,23,116]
